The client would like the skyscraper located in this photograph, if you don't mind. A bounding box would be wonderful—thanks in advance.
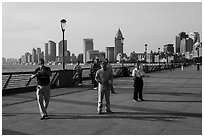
[44,43,48,63]
[32,48,37,63]
[48,40,56,62]
[175,35,181,53]
[186,38,194,52]
[106,47,114,63]
[58,40,67,58]
[83,39,93,63]
[115,28,124,61]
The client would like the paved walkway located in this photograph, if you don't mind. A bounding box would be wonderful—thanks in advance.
[2,65,202,135]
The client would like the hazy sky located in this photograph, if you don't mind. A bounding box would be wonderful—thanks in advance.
[2,2,202,59]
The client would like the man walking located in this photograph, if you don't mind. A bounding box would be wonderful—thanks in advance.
[95,61,113,114]
[31,59,52,120]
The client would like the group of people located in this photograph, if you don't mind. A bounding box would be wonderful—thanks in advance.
[31,58,144,119]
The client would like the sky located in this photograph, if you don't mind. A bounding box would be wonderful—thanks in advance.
[2,2,202,59]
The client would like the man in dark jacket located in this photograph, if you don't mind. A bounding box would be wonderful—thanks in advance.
[31,59,52,120]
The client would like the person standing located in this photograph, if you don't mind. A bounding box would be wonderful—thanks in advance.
[93,58,101,90]
[105,58,117,94]
[90,59,95,84]
[132,63,144,102]
[95,61,113,114]
[31,59,52,120]
[73,61,83,85]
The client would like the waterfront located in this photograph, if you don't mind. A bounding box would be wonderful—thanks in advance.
[2,64,91,73]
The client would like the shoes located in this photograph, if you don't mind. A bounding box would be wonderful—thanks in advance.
[105,110,113,114]
[133,99,139,102]
[40,115,48,120]
[93,87,98,90]
[98,110,102,114]
[140,99,145,101]
[78,83,82,86]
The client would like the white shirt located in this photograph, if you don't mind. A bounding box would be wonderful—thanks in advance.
[132,68,141,77]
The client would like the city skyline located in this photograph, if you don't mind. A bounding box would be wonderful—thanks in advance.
[2,2,202,59]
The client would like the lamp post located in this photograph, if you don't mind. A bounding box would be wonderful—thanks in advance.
[145,44,147,64]
[60,19,67,70]
[196,46,200,70]
[158,48,160,70]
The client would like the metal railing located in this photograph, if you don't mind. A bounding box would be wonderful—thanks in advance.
[2,64,183,95]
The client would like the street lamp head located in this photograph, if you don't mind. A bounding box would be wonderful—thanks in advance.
[60,19,67,31]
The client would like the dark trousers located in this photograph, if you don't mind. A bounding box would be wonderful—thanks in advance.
[78,73,82,84]
[133,77,144,100]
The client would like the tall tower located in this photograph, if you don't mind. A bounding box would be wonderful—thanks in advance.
[48,40,56,62]
[58,40,67,63]
[175,35,180,53]
[32,48,37,63]
[44,43,48,63]
[115,28,124,61]
[83,39,93,63]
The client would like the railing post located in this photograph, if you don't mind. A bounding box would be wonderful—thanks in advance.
[3,74,12,90]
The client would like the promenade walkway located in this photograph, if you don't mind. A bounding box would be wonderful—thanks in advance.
[2,65,202,135]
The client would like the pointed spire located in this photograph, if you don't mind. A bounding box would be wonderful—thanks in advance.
[116,28,124,39]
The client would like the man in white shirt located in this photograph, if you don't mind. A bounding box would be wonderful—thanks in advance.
[132,63,144,102]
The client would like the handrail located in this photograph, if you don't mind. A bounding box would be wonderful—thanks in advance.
[2,64,186,94]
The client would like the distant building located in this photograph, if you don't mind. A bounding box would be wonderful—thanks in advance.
[180,38,186,54]
[83,39,94,63]
[175,35,180,53]
[58,40,67,63]
[65,50,71,63]
[71,53,77,63]
[36,48,43,63]
[48,40,56,62]
[186,38,194,52]
[78,53,83,63]
[44,43,48,63]
[105,47,114,63]
[115,28,124,61]
[87,50,105,62]
[163,44,174,53]
[32,48,37,63]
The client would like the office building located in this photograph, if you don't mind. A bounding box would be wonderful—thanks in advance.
[83,39,94,63]
[58,40,67,58]
[32,48,37,63]
[175,35,180,53]
[44,43,48,63]
[186,38,194,52]
[48,40,56,62]
[115,28,124,61]
[105,47,114,63]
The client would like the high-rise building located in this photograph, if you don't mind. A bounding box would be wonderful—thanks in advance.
[115,28,124,61]
[36,48,42,63]
[180,38,186,54]
[44,43,48,63]
[48,40,56,62]
[83,39,93,63]
[186,38,194,52]
[58,40,67,58]
[105,47,114,63]
[175,35,180,53]
[32,48,37,63]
